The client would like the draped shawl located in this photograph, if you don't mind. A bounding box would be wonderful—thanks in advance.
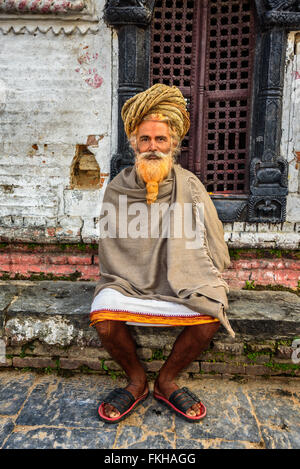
[93,164,235,337]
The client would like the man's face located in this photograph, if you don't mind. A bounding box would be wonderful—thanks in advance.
[135,120,172,157]
[134,120,175,203]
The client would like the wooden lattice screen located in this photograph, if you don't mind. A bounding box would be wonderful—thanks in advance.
[150,0,256,194]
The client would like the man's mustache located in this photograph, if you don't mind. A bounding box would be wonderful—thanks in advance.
[138,151,170,160]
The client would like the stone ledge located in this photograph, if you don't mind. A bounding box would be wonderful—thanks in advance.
[1,280,299,346]
[0,280,299,377]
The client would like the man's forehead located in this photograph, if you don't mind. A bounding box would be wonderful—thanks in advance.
[136,120,170,136]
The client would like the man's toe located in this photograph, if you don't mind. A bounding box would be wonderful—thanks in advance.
[186,403,201,416]
[104,403,120,418]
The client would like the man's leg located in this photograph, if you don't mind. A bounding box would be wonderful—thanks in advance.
[154,322,220,416]
[95,320,148,418]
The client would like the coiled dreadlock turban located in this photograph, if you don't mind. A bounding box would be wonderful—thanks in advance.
[121,83,190,141]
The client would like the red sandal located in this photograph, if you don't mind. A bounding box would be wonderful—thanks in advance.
[98,387,149,424]
[154,386,206,422]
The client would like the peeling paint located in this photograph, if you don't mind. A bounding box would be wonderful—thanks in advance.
[75,47,103,89]
[0,0,114,244]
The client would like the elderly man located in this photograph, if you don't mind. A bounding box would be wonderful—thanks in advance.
[90,84,234,423]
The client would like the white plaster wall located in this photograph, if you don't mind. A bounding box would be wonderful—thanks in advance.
[0,0,119,243]
[282,32,300,223]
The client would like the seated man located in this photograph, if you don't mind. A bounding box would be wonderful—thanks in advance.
[90,83,235,423]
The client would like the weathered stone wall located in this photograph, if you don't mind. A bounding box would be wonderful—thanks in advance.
[3,337,300,379]
[0,0,118,244]
[1,281,300,378]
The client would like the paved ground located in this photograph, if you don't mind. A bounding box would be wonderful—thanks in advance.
[0,369,300,450]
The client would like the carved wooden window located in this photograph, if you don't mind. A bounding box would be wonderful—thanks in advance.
[150,0,256,194]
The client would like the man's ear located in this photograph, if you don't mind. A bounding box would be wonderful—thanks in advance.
[171,136,181,153]
[128,134,137,153]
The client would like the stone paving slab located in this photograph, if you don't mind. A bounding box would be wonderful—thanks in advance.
[0,370,299,449]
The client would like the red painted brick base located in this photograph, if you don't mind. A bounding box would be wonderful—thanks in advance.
[0,243,299,290]
[224,258,300,289]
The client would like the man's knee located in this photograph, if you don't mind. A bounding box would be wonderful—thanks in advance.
[194,321,220,343]
[95,320,113,339]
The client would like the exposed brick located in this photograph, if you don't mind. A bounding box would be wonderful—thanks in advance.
[193,373,223,380]
[60,358,102,371]
[241,251,259,259]
[244,364,276,376]
[224,278,245,288]
[283,260,300,270]
[0,358,12,367]
[136,347,153,361]
[104,360,123,371]
[274,271,300,283]
[198,351,222,362]
[67,255,92,265]
[78,265,100,280]
[261,271,276,281]
[231,270,252,281]
[222,270,238,279]
[69,346,111,360]
[0,253,10,264]
[44,254,69,265]
[247,342,276,353]
[248,260,263,270]
[267,261,285,270]
[244,363,299,376]
[186,361,200,373]
[250,271,273,284]
[7,341,69,358]
[276,345,293,359]
[230,260,253,270]
[13,357,57,369]
[59,358,82,370]
[0,245,298,286]
[1,264,77,276]
[6,346,23,356]
[0,262,100,280]
[144,360,164,372]
[245,355,271,365]
[200,362,246,375]
[212,341,245,355]
[9,253,44,264]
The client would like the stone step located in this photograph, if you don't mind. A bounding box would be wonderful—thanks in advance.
[0,280,299,377]
[1,280,299,346]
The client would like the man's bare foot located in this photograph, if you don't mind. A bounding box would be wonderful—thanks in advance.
[103,381,149,419]
[154,379,203,417]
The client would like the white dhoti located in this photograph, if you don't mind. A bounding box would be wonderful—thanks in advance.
[90,288,219,327]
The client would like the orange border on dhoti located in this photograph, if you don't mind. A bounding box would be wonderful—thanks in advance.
[90,309,220,327]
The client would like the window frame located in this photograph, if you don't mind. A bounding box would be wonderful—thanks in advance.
[104,0,300,222]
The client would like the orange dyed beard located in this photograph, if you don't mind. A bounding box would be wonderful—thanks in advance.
[135,151,173,204]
